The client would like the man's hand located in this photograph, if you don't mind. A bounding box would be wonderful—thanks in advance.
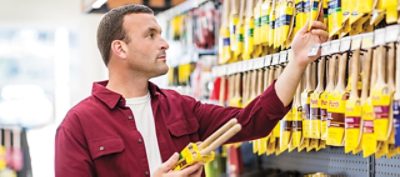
[275,21,328,107]
[153,153,204,177]
[291,21,329,68]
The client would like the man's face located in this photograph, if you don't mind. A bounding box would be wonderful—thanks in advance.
[122,13,169,78]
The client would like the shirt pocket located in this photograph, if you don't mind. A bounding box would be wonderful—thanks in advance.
[88,137,129,177]
[167,118,200,151]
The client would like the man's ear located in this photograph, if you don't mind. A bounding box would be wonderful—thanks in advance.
[110,40,128,59]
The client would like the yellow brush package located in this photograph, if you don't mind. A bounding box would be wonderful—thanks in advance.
[294,0,306,35]
[174,143,215,171]
[383,0,398,24]
[268,1,277,48]
[261,0,272,45]
[229,0,240,61]
[360,36,377,157]
[279,0,295,49]
[327,50,349,147]
[243,17,255,60]
[280,110,293,152]
[327,0,343,37]
[371,46,391,142]
[344,45,362,153]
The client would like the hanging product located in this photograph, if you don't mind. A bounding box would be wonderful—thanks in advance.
[243,0,256,60]
[229,71,242,108]
[386,42,396,158]
[301,63,314,151]
[218,0,232,64]
[266,61,277,155]
[310,58,325,150]
[288,82,303,152]
[278,0,295,49]
[394,42,400,148]
[339,0,351,37]
[234,0,246,60]
[327,39,349,147]
[327,0,343,38]
[268,0,277,49]
[361,34,377,158]
[371,34,391,143]
[11,129,22,171]
[253,0,264,57]
[260,0,272,48]
[349,0,373,35]
[271,64,284,155]
[344,37,362,153]
[230,0,241,62]
[294,0,306,35]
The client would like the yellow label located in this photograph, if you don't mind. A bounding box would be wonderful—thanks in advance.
[234,24,245,58]
[371,86,391,141]
[229,16,239,53]
[243,17,255,60]
[228,97,242,108]
[254,3,262,46]
[266,136,276,155]
[310,92,322,139]
[327,91,348,146]
[384,0,398,24]
[295,0,306,34]
[344,98,362,153]
[327,0,343,37]
[273,121,281,138]
[299,138,309,152]
[289,107,303,151]
[174,143,215,171]
[302,92,312,138]
[261,0,271,45]
[362,100,377,157]
[280,110,292,152]
[320,91,329,140]
[259,137,268,154]
[219,27,232,64]
[268,4,276,47]
[375,141,389,159]
[280,1,295,49]
[252,140,258,154]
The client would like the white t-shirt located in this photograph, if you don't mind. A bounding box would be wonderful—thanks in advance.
[126,93,162,175]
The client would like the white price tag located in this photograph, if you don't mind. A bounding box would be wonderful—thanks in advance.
[330,40,340,54]
[321,42,331,56]
[272,53,280,65]
[361,32,374,49]
[385,25,400,43]
[265,55,272,67]
[340,37,351,52]
[351,35,362,50]
[374,29,386,46]
[280,50,288,64]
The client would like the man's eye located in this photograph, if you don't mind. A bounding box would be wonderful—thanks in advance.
[149,33,155,38]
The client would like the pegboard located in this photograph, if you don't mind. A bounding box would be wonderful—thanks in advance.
[375,155,400,177]
[260,147,370,177]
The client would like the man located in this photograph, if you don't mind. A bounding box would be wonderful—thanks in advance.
[55,4,328,177]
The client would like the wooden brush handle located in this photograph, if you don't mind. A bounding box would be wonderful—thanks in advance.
[316,58,326,91]
[235,73,241,97]
[228,75,235,100]
[199,119,238,150]
[360,48,372,100]
[268,66,275,86]
[200,124,242,155]
[336,52,348,90]
[263,67,270,90]
[257,69,264,95]
[219,76,227,105]
[387,43,395,90]
[376,45,386,85]
[326,55,337,91]
[305,64,312,90]
[350,49,361,97]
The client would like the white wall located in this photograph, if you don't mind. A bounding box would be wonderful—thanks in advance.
[0,0,106,176]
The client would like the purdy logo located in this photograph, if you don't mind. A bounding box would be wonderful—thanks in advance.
[329,101,339,108]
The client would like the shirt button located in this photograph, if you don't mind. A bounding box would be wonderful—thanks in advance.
[138,138,143,144]
[99,146,105,151]
[145,171,149,176]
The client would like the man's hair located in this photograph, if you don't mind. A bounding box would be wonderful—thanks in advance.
[97,4,154,66]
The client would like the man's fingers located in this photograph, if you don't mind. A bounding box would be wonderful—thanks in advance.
[190,165,204,177]
[161,153,180,172]
[311,29,329,42]
[310,21,327,30]
[179,163,203,176]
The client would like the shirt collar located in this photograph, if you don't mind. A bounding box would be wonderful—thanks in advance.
[92,80,163,109]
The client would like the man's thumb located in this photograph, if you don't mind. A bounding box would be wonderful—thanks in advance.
[161,153,180,171]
